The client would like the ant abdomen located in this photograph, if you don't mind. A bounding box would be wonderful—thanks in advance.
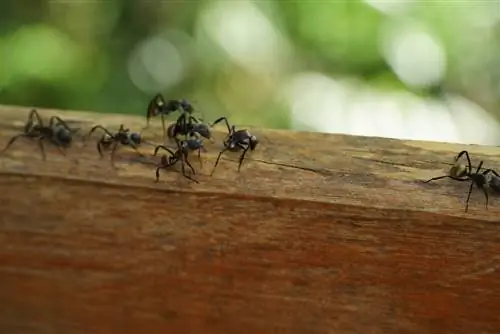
[56,128,73,145]
[449,164,467,178]
[166,123,177,140]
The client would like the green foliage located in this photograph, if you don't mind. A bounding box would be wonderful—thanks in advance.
[0,0,498,128]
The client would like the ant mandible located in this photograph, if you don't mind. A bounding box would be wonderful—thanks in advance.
[152,138,205,183]
[210,117,258,176]
[1,109,79,160]
[424,150,491,212]
[87,124,143,168]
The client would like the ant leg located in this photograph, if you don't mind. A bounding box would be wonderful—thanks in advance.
[153,145,175,156]
[211,117,232,133]
[88,125,114,141]
[197,148,202,169]
[189,115,200,124]
[155,167,162,182]
[96,138,105,158]
[464,181,475,213]
[483,168,500,177]
[237,144,250,172]
[128,142,144,157]
[182,151,196,175]
[53,143,67,157]
[456,150,472,174]
[424,175,469,183]
[0,134,30,155]
[176,113,188,139]
[210,147,229,176]
[475,160,484,174]
[482,187,489,210]
[146,104,154,128]
[161,115,166,140]
[110,142,120,168]
[179,155,198,183]
[37,137,47,161]
[423,175,454,183]
[143,102,156,134]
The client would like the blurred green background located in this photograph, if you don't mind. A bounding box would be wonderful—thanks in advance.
[2,0,500,144]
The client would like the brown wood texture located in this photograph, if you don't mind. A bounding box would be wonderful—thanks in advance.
[0,104,500,334]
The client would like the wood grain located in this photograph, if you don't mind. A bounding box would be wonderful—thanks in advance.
[0,104,499,334]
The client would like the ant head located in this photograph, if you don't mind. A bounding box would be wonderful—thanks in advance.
[154,94,165,106]
[148,95,165,117]
[249,135,258,150]
[227,139,238,150]
[130,132,142,144]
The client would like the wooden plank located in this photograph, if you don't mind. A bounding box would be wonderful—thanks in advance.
[0,104,499,334]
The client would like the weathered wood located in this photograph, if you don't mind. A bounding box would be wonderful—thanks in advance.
[0,104,499,334]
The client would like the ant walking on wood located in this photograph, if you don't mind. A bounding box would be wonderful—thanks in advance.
[210,117,258,176]
[145,94,195,136]
[166,112,213,142]
[87,124,143,168]
[424,150,499,212]
[1,109,79,160]
[152,138,206,183]
[145,93,213,141]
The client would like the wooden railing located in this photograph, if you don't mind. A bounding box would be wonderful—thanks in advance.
[0,105,499,334]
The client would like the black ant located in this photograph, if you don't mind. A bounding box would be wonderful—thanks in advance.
[87,124,143,168]
[166,112,213,142]
[152,138,206,183]
[1,109,79,160]
[424,150,493,212]
[210,117,258,176]
[145,93,196,139]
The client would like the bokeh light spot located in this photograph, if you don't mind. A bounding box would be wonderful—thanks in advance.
[382,24,446,88]
[128,35,185,93]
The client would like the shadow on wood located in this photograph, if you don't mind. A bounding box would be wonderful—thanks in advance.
[0,105,500,334]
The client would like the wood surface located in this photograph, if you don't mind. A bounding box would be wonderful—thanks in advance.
[0,104,499,334]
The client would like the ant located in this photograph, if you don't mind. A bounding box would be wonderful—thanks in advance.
[210,117,258,176]
[424,150,495,212]
[87,124,143,168]
[152,138,206,183]
[166,112,213,142]
[145,93,196,139]
[1,109,79,160]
